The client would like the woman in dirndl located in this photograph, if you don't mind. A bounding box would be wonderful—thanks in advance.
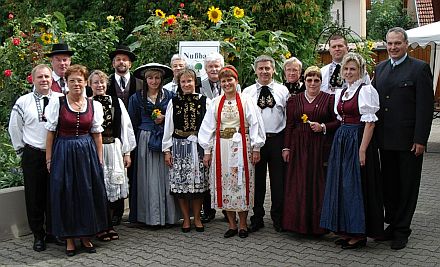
[89,70,136,240]
[198,65,266,238]
[128,63,180,227]
[163,68,210,233]
[45,64,108,256]
[320,52,384,249]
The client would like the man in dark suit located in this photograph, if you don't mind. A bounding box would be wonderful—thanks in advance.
[45,43,74,94]
[373,27,434,250]
[107,44,144,224]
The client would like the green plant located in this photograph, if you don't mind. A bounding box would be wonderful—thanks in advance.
[0,127,22,189]
[367,0,415,40]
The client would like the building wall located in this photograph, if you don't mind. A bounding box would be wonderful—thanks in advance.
[330,0,367,37]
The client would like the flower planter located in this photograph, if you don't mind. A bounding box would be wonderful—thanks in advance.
[0,186,30,241]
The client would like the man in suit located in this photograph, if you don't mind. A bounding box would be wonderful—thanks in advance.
[200,52,224,99]
[198,52,225,223]
[243,55,289,232]
[9,64,64,251]
[107,44,144,224]
[46,43,74,94]
[373,27,434,250]
[163,54,187,94]
[320,34,348,94]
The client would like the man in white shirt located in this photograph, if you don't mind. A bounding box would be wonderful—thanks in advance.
[243,55,289,233]
[200,52,224,99]
[320,34,348,94]
[8,64,63,252]
[46,43,74,94]
[107,44,144,225]
[163,54,187,94]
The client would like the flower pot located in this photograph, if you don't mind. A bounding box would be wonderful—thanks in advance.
[0,186,30,241]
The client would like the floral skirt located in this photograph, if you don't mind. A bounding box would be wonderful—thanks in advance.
[169,137,209,198]
[210,134,255,212]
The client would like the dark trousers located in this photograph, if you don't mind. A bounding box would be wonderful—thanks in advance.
[21,145,51,239]
[381,149,423,239]
[203,190,214,214]
[109,199,125,218]
[252,132,285,226]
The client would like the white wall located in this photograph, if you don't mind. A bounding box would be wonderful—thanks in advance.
[330,0,367,38]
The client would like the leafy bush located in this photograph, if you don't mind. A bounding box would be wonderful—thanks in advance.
[0,127,22,189]
[129,4,295,87]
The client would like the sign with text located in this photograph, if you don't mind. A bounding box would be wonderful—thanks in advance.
[179,41,220,79]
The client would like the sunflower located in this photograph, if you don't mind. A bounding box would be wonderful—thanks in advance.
[207,6,222,24]
[285,51,291,59]
[41,33,53,45]
[233,7,244,19]
[155,9,166,19]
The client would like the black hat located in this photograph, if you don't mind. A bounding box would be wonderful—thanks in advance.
[45,43,74,57]
[133,63,173,81]
[109,45,137,62]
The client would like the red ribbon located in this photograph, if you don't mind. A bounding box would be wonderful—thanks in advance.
[215,93,250,208]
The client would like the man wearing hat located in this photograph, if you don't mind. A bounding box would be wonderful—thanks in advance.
[46,43,74,94]
[107,45,144,108]
[107,45,144,226]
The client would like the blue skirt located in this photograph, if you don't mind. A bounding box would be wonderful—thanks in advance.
[50,135,109,238]
[320,124,366,234]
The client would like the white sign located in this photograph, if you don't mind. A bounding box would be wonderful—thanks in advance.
[179,41,220,80]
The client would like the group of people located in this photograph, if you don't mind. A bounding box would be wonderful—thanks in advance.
[8,26,433,257]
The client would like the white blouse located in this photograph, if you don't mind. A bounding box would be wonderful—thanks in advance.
[334,79,380,123]
[45,96,104,133]
[198,93,266,154]
[162,94,211,152]
[113,98,137,154]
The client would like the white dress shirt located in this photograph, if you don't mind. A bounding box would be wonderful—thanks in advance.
[242,80,289,134]
[9,90,63,153]
[115,73,131,91]
[163,80,178,94]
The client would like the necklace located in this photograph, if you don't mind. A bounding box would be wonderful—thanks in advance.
[68,97,84,110]
[304,91,318,103]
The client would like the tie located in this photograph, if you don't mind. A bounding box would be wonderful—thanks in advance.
[257,86,276,109]
[120,77,126,90]
[212,82,219,97]
[329,64,342,89]
[42,97,49,122]
[59,78,65,88]
[392,62,396,70]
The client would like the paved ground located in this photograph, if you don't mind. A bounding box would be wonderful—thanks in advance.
[1,120,440,266]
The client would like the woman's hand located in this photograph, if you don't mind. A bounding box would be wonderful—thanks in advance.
[46,161,51,173]
[203,154,212,168]
[282,150,290,163]
[164,152,173,167]
[123,155,131,168]
[359,149,366,166]
[154,114,165,124]
[309,121,323,133]
[251,151,260,165]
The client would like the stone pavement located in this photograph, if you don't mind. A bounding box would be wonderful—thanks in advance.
[1,121,440,267]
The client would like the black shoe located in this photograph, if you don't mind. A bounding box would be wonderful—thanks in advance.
[181,226,191,233]
[391,238,408,250]
[45,235,66,246]
[111,215,122,226]
[238,229,249,238]
[341,238,367,249]
[248,221,264,233]
[195,225,205,232]
[65,242,76,257]
[334,238,350,246]
[201,210,216,223]
[80,240,96,253]
[224,229,238,238]
[33,237,46,252]
[273,224,283,232]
